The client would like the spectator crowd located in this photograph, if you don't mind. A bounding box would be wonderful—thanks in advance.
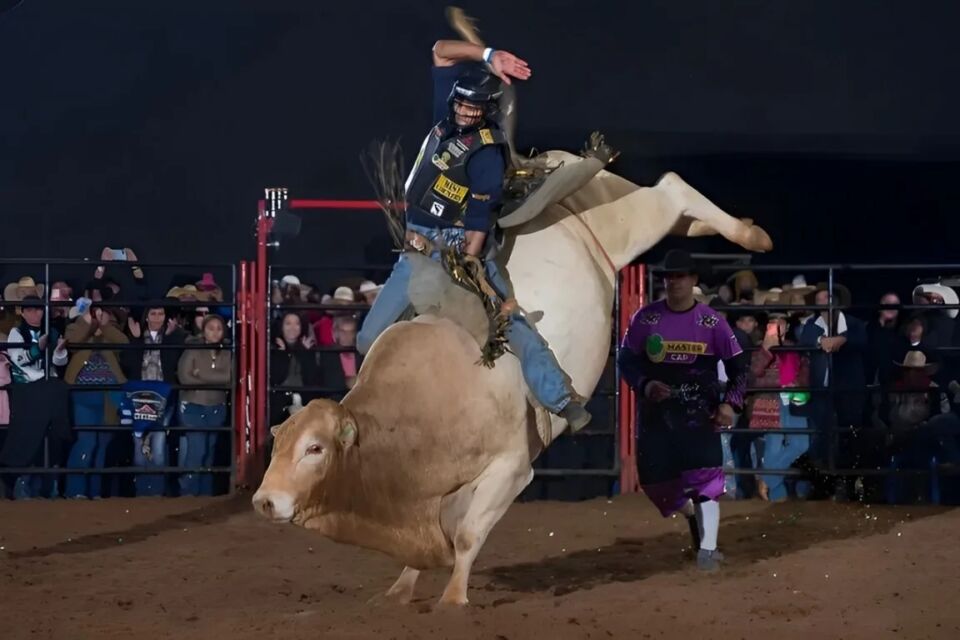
[4,248,956,505]
[0,248,383,500]
[670,269,960,503]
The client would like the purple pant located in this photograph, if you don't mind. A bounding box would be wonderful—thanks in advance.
[637,424,726,516]
[641,467,725,517]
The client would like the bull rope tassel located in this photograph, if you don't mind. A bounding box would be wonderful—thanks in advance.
[440,249,510,368]
[360,139,407,250]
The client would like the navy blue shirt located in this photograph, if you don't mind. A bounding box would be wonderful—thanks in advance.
[425,63,504,232]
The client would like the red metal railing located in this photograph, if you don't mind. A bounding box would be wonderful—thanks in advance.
[617,263,645,493]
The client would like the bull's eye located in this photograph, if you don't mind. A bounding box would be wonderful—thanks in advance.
[306,443,324,456]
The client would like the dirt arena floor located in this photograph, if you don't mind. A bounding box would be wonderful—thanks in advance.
[1,494,959,640]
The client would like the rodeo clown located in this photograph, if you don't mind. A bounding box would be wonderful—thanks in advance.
[618,249,747,571]
[357,37,591,430]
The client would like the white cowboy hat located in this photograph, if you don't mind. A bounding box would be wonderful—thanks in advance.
[894,350,939,374]
[913,283,959,319]
[359,280,382,294]
[782,274,816,296]
[333,286,355,302]
[752,287,783,305]
[692,285,713,304]
[3,276,45,302]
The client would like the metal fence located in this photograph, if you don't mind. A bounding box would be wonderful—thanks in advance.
[633,261,960,502]
[0,259,238,497]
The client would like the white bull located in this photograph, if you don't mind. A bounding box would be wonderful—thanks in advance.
[253,159,771,606]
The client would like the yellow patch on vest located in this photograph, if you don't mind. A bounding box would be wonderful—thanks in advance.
[479,128,494,145]
[663,341,708,355]
[432,174,469,203]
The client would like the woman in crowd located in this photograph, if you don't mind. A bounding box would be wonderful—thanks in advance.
[63,303,129,499]
[270,312,320,426]
[176,314,231,496]
[752,303,811,501]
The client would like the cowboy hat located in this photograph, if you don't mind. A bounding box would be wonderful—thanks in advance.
[759,290,788,319]
[359,280,382,294]
[782,274,816,297]
[656,249,707,277]
[894,350,939,374]
[752,287,783,305]
[165,284,212,302]
[912,283,959,319]
[692,285,715,305]
[278,274,312,300]
[333,286,355,302]
[195,273,224,302]
[3,276,45,302]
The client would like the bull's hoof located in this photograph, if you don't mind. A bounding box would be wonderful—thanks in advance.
[382,585,415,605]
[437,593,469,607]
[741,224,773,252]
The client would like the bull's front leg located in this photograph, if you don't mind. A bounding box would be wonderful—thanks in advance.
[438,457,534,606]
[384,566,420,604]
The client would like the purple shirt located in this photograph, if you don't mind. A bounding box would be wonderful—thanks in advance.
[619,300,746,430]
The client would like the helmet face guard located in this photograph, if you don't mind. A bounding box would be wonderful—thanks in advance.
[449,97,491,129]
[447,70,502,131]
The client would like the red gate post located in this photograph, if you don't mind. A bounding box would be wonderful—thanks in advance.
[235,260,249,487]
[618,263,645,493]
[250,199,272,482]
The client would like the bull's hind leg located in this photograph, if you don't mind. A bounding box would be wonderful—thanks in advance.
[655,172,772,252]
[384,566,420,604]
[438,456,534,606]
[672,216,755,238]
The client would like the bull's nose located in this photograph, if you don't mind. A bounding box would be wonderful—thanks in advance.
[252,492,274,518]
[252,489,295,522]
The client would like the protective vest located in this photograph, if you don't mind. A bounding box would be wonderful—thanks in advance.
[405,122,507,227]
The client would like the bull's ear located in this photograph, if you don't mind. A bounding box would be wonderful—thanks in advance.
[338,418,357,450]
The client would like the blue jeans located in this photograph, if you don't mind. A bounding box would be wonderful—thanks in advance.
[761,403,811,501]
[13,475,58,500]
[65,391,119,499]
[133,430,167,496]
[357,223,572,413]
[177,402,226,496]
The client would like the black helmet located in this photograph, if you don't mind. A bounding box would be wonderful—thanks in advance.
[447,68,502,130]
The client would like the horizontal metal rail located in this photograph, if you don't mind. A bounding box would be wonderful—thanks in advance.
[0,466,233,475]
[0,425,233,432]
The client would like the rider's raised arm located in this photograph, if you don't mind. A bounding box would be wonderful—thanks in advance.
[432,40,484,67]
[433,40,532,86]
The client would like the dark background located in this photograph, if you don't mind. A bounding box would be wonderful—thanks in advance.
[2,0,959,284]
